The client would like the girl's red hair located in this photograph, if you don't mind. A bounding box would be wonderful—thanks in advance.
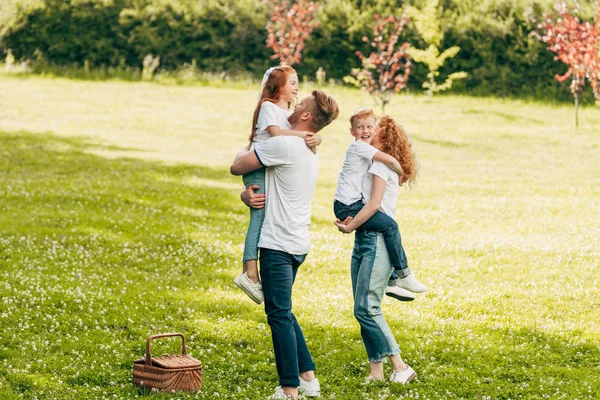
[248,65,297,148]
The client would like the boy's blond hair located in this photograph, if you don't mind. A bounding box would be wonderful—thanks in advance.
[349,108,376,128]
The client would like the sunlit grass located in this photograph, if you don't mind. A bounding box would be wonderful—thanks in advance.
[0,73,599,399]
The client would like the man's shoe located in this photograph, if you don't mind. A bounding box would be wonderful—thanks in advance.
[384,285,415,301]
[396,274,427,293]
[234,272,264,304]
[299,377,320,397]
[390,366,417,384]
[267,386,296,399]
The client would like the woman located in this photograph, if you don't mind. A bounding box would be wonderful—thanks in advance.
[335,115,418,383]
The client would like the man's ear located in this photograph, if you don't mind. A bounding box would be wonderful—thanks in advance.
[300,112,312,121]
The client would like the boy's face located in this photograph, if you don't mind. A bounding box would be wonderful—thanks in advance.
[350,117,377,143]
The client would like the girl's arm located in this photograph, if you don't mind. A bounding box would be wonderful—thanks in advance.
[267,126,323,151]
[373,151,403,178]
[334,175,386,233]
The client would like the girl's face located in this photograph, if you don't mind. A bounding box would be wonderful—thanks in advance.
[280,73,299,103]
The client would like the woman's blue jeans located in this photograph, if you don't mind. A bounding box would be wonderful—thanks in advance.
[242,167,265,263]
[351,231,401,362]
[260,248,316,387]
[334,200,411,278]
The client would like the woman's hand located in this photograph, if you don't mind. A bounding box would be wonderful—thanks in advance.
[334,217,354,234]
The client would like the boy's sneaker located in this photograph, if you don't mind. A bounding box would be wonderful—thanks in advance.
[234,272,264,304]
[299,377,320,397]
[384,285,415,302]
[396,274,427,293]
[267,386,296,399]
[390,366,417,384]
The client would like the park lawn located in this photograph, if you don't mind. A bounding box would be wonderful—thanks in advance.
[0,73,599,399]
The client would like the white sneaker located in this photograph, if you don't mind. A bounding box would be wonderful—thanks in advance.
[396,274,427,293]
[299,377,320,397]
[390,366,417,384]
[267,386,296,399]
[234,272,264,304]
[384,285,415,301]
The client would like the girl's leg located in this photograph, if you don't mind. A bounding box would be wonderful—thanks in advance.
[369,361,385,380]
[241,167,266,281]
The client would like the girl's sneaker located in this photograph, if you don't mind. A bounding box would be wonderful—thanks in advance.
[267,386,296,399]
[390,366,417,384]
[234,272,264,304]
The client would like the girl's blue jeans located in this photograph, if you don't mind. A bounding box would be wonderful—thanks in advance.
[242,167,265,263]
[351,231,401,362]
[334,199,411,278]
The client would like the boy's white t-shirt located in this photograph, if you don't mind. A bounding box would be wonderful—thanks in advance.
[334,140,378,205]
[254,136,319,255]
[252,101,293,148]
[361,161,399,217]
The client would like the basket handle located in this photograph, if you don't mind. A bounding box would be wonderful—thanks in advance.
[145,333,187,366]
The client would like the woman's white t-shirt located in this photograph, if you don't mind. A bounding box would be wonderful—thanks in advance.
[252,101,292,148]
[334,140,378,205]
[361,160,399,217]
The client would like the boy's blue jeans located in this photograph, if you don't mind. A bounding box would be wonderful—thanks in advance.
[259,248,316,387]
[334,199,411,278]
[242,167,265,263]
[352,231,401,362]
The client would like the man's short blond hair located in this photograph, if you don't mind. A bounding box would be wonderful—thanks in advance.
[307,90,340,132]
[350,108,376,128]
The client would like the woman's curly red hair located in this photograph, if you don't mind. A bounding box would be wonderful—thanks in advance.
[377,115,418,185]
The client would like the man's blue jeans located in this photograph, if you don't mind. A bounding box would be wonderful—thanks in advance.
[351,231,401,362]
[259,248,316,387]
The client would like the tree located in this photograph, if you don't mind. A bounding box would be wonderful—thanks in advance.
[344,14,412,114]
[534,0,600,127]
[265,0,320,66]
[406,0,467,99]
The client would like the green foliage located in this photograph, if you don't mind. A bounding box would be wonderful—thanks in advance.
[405,0,466,98]
[0,0,597,101]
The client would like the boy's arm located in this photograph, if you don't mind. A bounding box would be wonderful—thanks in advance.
[373,151,403,179]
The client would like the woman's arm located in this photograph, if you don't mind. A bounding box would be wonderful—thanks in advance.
[373,151,403,178]
[334,175,386,233]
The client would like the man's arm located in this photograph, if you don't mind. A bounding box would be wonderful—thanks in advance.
[230,149,262,176]
[241,184,265,209]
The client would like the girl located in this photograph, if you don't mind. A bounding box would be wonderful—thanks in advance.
[334,114,426,295]
[234,66,321,304]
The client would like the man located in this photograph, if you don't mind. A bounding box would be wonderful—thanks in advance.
[231,90,339,399]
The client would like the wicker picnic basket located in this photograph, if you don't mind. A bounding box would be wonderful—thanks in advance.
[133,333,202,393]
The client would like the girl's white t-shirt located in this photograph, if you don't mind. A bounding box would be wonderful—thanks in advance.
[253,101,293,148]
[334,140,378,205]
[361,160,399,217]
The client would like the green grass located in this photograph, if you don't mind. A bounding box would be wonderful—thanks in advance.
[0,73,599,399]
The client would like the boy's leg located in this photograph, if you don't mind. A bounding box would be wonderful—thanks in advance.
[358,210,411,276]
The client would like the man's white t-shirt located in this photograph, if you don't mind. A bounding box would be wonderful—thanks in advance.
[252,101,293,148]
[334,140,378,205]
[254,136,318,255]
[361,161,399,217]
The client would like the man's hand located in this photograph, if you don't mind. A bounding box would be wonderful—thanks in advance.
[304,132,322,149]
[241,184,266,209]
[334,217,354,234]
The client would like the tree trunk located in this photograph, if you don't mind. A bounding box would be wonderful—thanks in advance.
[574,93,579,128]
